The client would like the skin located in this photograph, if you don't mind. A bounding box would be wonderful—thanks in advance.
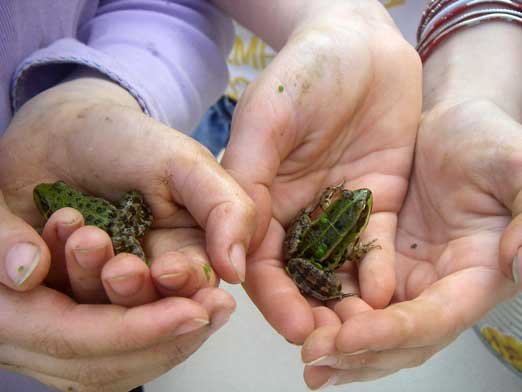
[301,22,522,389]
[213,0,422,343]
[0,75,255,389]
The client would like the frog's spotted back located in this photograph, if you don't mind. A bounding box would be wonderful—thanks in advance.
[34,181,115,231]
[33,181,153,261]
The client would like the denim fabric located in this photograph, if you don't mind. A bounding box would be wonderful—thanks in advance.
[192,95,237,156]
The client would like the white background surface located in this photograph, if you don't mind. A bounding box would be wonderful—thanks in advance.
[147,283,522,392]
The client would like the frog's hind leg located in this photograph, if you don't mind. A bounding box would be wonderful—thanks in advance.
[117,191,153,237]
[112,235,147,262]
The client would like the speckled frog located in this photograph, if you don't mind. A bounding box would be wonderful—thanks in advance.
[283,183,379,301]
[33,181,153,260]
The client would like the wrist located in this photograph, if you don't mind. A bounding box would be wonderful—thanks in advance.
[422,22,522,120]
[63,69,142,111]
[212,0,395,50]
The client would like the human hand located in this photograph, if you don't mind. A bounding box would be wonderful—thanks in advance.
[220,0,421,342]
[0,283,235,391]
[301,23,522,388]
[0,75,256,304]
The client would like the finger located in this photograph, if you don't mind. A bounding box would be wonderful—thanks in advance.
[151,251,217,298]
[357,212,397,308]
[331,295,373,322]
[191,287,237,333]
[304,325,440,370]
[154,134,257,284]
[0,284,211,357]
[303,300,374,365]
[1,322,213,392]
[102,253,158,306]
[335,267,513,354]
[302,325,341,366]
[304,366,394,389]
[0,190,51,290]
[63,225,114,303]
[499,212,522,287]
[145,228,218,297]
[243,219,315,344]
[41,207,84,290]
[312,307,342,328]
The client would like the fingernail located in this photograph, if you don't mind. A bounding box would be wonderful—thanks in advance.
[5,242,41,286]
[306,355,338,367]
[210,308,233,333]
[106,273,145,296]
[229,243,246,282]
[56,218,81,242]
[173,318,210,336]
[316,373,338,390]
[513,255,521,285]
[157,271,189,289]
[345,348,369,356]
[73,246,107,270]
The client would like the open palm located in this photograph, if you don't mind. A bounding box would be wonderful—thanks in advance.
[301,100,522,388]
[222,13,422,343]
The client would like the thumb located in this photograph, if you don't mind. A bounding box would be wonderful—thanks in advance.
[0,190,50,290]
[499,211,522,289]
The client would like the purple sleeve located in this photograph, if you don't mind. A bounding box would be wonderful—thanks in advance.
[11,0,234,133]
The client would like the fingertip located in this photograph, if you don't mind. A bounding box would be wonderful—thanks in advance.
[206,204,256,284]
[102,254,158,306]
[151,251,216,298]
[42,207,84,243]
[302,325,340,364]
[4,241,50,290]
[0,208,51,290]
[358,249,396,309]
[191,287,237,333]
[499,215,522,284]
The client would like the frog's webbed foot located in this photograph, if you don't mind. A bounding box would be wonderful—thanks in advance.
[117,191,153,237]
[350,239,381,263]
[112,235,147,262]
[318,180,347,210]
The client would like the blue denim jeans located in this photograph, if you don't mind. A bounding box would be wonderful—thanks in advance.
[192,96,237,156]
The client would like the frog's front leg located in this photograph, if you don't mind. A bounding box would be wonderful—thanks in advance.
[318,180,346,210]
[286,258,356,301]
[349,239,381,264]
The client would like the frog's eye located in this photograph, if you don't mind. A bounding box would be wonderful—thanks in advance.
[36,197,51,218]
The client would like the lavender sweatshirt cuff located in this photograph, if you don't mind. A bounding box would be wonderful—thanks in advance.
[10,2,233,133]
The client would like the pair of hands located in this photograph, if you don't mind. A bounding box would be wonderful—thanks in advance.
[1,2,522,391]
[220,4,522,390]
[0,76,251,391]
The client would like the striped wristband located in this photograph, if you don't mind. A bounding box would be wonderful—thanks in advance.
[417,0,522,62]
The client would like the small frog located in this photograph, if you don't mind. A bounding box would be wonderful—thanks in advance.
[33,181,153,260]
[283,182,379,301]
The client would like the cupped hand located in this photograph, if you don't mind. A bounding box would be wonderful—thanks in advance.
[222,0,422,343]
[0,283,235,392]
[0,75,256,304]
[301,99,522,388]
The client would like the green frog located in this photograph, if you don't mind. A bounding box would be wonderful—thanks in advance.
[283,183,379,301]
[33,181,153,261]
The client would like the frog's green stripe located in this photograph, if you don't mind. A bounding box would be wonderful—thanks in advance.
[298,197,365,262]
